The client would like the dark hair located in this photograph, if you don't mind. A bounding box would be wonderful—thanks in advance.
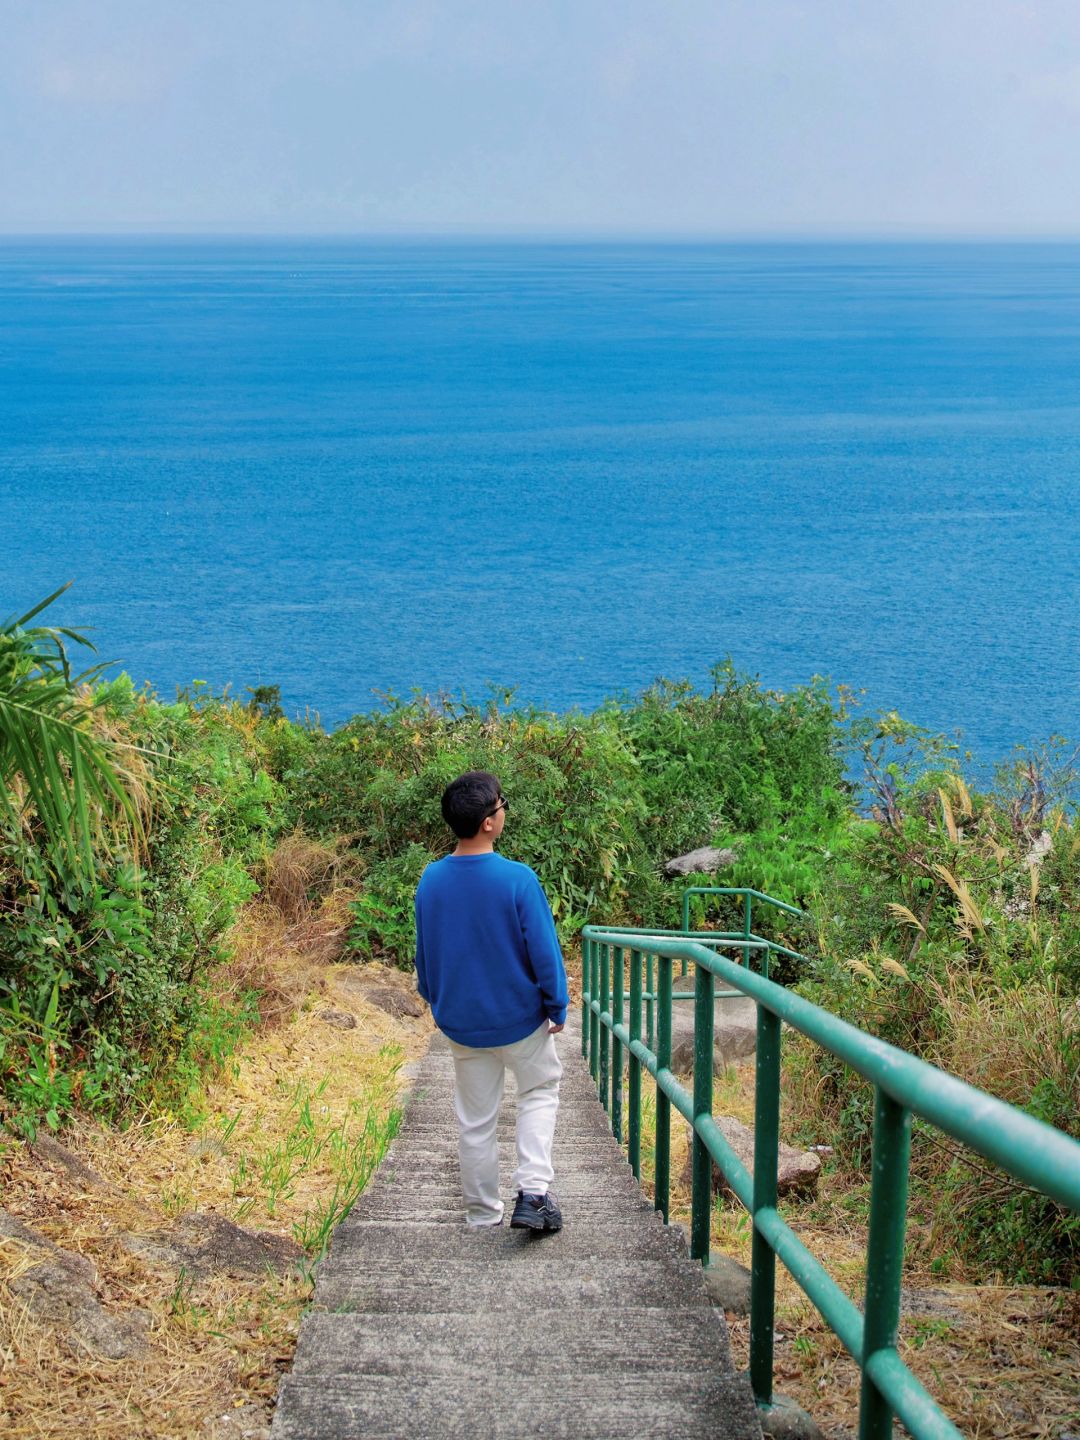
[441,771,501,839]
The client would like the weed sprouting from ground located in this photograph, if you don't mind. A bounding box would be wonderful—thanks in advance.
[291,1094,403,1256]
[218,1055,403,1239]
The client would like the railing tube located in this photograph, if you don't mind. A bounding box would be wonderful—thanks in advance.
[628,948,643,1179]
[589,937,600,1084]
[599,942,611,1113]
[582,923,1080,1440]
[750,1005,782,1407]
[581,935,590,1060]
[645,953,655,1051]
[611,946,624,1141]
[654,953,673,1222]
[691,958,715,1264]
[859,1088,912,1440]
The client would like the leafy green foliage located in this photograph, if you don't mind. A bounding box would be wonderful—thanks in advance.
[0,584,143,879]
[3,605,1074,1287]
[292,666,844,963]
[786,719,1080,1284]
[1,668,288,1135]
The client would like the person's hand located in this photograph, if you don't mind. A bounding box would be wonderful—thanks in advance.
[548,1021,565,1034]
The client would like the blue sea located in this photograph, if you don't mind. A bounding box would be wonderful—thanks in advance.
[1,239,1078,767]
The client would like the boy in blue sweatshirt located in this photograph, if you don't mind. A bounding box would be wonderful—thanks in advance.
[414,771,569,1231]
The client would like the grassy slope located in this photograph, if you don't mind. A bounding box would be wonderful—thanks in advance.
[0,922,431,1440]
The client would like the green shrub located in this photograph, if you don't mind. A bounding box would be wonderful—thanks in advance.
[785,722,1080,1284]
[292,668,845,959]
[0,681,289,1134]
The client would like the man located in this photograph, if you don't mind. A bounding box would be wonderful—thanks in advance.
[414,771,568,1230]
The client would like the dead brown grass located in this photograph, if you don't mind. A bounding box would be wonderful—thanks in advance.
[656,1060,1080,1440]
[258,835,349,923]
[219,879,360,1029]
[0,911,432,1438]
[929,972,1079,1115]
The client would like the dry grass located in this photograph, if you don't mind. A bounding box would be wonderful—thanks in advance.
[571,954,1080,1434]
[0,910,432,1439]
[258,835,349,923]
[652,1060,1080,1440]
[929,972,1078,1115]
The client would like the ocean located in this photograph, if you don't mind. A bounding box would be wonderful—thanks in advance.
[1,238,1078,767]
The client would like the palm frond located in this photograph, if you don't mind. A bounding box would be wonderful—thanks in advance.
[0,589,149,878]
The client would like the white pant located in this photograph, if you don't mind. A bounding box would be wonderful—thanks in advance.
[447,1022,562,1227]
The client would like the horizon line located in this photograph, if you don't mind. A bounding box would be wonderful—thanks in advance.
[5,226,1080,245]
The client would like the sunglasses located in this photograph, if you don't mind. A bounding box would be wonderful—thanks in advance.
[485,795,509,819]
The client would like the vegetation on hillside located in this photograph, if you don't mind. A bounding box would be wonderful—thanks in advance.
[1,590,1076,1285]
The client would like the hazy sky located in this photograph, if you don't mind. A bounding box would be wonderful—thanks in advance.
[5,1,1080,235]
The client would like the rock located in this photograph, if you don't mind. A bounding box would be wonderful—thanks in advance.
[663,846,738,878]
[758,1394,825,1440]
[899,1286,964,1320]
[1025,830,1053,868]
[670,994,758,1073]
[207,1401,271,1438]
[0,1207,149,1358]
[30,1134,109,1191]
[354,983,425,1020]
[318,1008,357,1029]
[679,1116,821,1198]
[0,1207,58,1250]
[703,1253,752,1314]
[123,1212,304,1279]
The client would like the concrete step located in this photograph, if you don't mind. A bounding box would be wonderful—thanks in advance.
[377,1146,633,1169]
[272,1371,761,1440]
[290,1305,733,1376]
[327,1218,681,1263]
[348,1168,644,1202]
[312,1256,713,1313]
[271,1017,760,1440]
[344,1188,654,1226]
[400,1096,614,1121]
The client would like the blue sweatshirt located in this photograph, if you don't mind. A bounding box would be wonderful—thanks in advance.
[414,853,569,1047]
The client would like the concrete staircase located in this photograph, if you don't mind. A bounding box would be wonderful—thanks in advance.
[270,1021,762,1439]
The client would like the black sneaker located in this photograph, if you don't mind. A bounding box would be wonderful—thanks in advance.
[510,1190,563,1232]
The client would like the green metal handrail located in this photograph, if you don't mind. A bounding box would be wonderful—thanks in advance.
[680,883,804,937]
[590,887,808,1005]
[580,925,1080,1440]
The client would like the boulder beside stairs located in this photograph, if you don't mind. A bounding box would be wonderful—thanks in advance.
[680,1115,821,1198]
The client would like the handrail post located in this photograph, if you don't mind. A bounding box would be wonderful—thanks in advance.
[581,935,590,1060]
[589,937,600,1084]
[599,942,611,1114]
[749,1002,781,1408]
[628,948,643,1179]
[611,946,624,1142]
[654,953,673,1222]
[680,892,689,977]
[691,957,714,1264]
[743,891,758,975]
[646,953,655,1051]
[859,1089,912,1440]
